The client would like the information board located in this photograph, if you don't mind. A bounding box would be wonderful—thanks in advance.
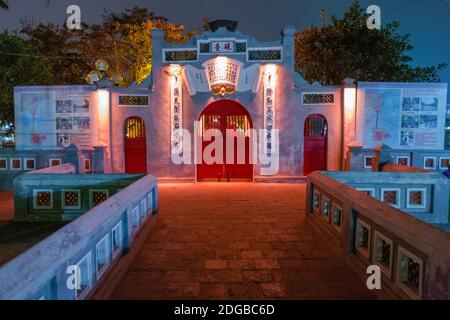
[357,83,447,150]
[14,86,96,150]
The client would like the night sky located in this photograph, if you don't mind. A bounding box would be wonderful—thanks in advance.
[0,0,449,100]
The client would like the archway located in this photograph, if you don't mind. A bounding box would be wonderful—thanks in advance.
[304,114,328,175]
[197,100,253,181]
[124,117,147,174]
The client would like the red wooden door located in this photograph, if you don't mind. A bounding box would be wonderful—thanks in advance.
[197,100,253,181]
[303,114,327,176]
[124,117,147,174]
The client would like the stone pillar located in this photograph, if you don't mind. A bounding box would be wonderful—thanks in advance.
[346,141,364,171]
[151,28,164,86]
[92,146,106,173]
[64,144,80,173]
[282,26,296,75]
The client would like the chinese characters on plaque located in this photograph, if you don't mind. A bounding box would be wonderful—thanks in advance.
[203,57,242,96]
[170,67,183,155]
[263,67,276,156]
[211,41,234,53]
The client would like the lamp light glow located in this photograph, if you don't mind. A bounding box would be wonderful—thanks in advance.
[264,64,277,77]
[203,57,242,96]
[96,89,110,147]
[344,87,357,116]
[97,89,109,128]
[342,84,358,167]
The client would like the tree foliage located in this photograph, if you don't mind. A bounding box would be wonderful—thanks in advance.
[295,0,446,85]
[0,32,55,122]
[20,23,89,85]
[0,6,194,124]
[21,7,195,86]
[0,0,8,10]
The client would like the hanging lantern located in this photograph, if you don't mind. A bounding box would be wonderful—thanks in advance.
[109,72,124,86]
[95,59,109,72]
[86,70,102,84]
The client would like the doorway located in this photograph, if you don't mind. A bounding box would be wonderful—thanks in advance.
[197,100,253,181]
[124,117,147,174]
[304,114,327,175]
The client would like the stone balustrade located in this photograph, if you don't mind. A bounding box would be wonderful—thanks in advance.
[306,171,450,300]
[0,174,158,300]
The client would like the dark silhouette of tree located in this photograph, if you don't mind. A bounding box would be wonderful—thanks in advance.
[0,32,55,122]
[0,0,8,10]
[295,0,446,85]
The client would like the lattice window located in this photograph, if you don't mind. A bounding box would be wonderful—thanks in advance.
[374,231,393,278]
[381,188,400,208]
[312,189,320,213]
[396,156,410,166]
[303,93,335,104]
[364,156,374,169]
[95,234,110,279]
[199,42,211,53]
[147,192,154,214]
[33,190,53,209]
[125,117,146,139]
[304,116,327,137]
[0,158,6,170]
[62,189,81,210]
[118,95,149,106]
[10,158,22,170]
[398,247,423,298]
[332,206,341,226]
[90,189,109,208]
[84,159,91,173]
[112,221,123,254]
[164,50,197,62]
[50,159,61,167]
[140,199,147,219]
[132,206,140,229]
[440,157,450,169]
[376,238,391,265]
[235,42,247,53]
[358,225,369,249]
[356,218,371,258]
[248,49,282,61]
[321,196,330,219]
[423,157,436,169]
[409,191,422,205]
[407,188,426,209]
[24,158,36,170]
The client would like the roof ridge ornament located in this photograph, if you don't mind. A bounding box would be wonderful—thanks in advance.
[208,20,238,32]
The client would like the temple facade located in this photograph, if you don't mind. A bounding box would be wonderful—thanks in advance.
[5,21,448,184]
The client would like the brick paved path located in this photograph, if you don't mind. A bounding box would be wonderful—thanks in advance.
[112,183,373,299]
